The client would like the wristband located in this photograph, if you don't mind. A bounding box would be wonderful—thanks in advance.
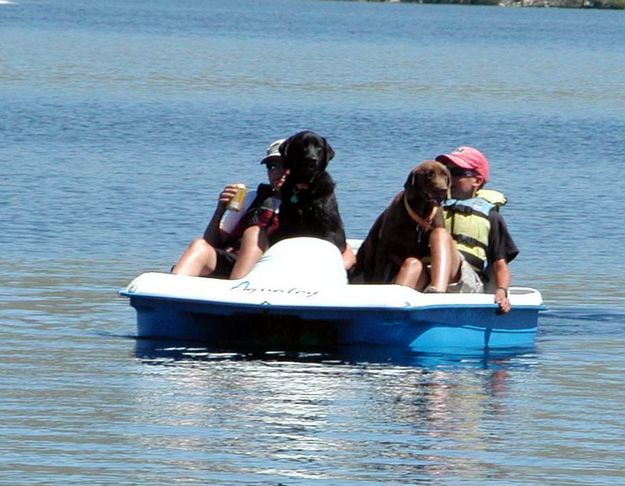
[495,287,508,297]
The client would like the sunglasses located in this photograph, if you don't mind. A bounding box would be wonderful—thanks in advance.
[266,162,284,171]
[447,166,478,178]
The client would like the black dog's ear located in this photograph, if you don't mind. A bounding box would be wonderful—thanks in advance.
[403,170,416,192]
[323,138,335,164]
[279,136,292,159]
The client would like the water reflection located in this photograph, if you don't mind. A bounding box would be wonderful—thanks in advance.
[134,338,537,371]
[130,339,539,482]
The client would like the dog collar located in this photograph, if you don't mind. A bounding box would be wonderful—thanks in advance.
[290,183,309,203]
[403,195,436,232]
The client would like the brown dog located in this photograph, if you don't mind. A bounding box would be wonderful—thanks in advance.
[353,160,451,283]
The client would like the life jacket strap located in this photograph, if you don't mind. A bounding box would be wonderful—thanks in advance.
[445,203,490,219]
[453,233,488,251]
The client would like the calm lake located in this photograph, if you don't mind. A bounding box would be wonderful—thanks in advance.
[1,0,625,484]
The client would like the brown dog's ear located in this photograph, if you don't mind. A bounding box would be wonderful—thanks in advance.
[437,162,452,199]
[403,170,416,192]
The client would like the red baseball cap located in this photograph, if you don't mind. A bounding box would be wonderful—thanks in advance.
[435,146,490,182]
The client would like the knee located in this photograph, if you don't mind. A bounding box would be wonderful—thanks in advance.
[430,227,456,254]
[188,237,212,253]
[400,257,423,273]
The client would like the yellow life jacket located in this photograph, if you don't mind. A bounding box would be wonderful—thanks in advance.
[475,189,507,207]
[443,189,506,274]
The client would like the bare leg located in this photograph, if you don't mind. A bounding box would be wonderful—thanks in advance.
[428,227,462,291]
[171,238,218,277]
[229,226,267,280]
[393,257,428,290]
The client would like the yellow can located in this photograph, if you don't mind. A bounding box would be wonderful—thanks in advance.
[226,184,247,212]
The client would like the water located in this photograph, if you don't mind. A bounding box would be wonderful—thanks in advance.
[2,0,625,483]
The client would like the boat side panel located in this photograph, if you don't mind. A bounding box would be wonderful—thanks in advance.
[129,295,538,350]
[130,296,348,347]
[339,307,537,350]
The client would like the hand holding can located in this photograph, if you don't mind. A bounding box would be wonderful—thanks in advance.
[218,184,243,207]
[225,184,247,212]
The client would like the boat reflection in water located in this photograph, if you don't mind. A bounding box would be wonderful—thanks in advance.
[131,337,538,480]
[134,338,536,371]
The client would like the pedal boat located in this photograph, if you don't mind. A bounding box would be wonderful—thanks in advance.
[120,238,543,351]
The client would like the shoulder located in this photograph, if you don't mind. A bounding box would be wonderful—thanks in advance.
[254,183,274,200]
[487,209,510,234]
[488,208,505,222]
[476,188,507,207]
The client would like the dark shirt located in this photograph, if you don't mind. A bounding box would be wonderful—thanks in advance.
[227,183,280,248]
[487,210,518,265]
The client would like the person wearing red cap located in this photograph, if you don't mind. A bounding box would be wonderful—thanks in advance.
[172,138,287,279]
[435,146,518,314]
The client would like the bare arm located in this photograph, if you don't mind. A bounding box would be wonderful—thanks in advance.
[229,225,268,280]
[202,205,227,246]
[202,184,240,246]
[492,258,512,314]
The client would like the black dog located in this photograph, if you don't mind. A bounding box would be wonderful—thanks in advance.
[269,130,347,252]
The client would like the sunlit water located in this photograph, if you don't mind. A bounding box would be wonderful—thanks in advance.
[1,0,625,483]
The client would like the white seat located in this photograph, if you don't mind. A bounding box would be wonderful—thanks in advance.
[243,237,347,288]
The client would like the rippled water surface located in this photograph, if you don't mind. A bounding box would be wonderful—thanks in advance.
[2,0,625,483]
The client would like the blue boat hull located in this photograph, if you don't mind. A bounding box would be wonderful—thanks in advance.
[127,293,539,351]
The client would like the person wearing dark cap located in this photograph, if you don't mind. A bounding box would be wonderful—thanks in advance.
[435,146,518,314]
[172,138,287,279]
